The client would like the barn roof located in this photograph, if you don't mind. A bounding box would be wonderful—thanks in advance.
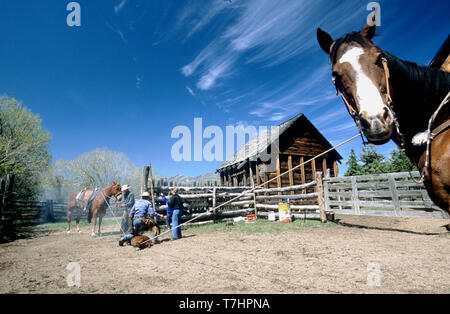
[216,113,342,172]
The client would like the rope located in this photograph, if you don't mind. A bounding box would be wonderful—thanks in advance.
[139,133,362,245]
[99,189,122,233]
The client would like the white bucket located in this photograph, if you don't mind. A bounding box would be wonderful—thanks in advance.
[268,211,276,221]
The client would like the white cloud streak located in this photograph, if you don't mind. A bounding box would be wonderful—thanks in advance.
[179,0,362,91]
[114,0,128,14]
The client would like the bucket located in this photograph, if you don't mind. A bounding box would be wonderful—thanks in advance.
[278,203,291,222]
[245,214,257,224]
[268,211,276,221]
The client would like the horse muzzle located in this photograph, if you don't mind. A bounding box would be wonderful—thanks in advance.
[358,108,394,144]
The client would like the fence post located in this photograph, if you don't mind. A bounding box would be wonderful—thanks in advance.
[249,163,257,217]
[351,176,360,215]
[212,187,217,223]
[388,174,401,216]
[148,163,156,218]
[315,172,327,223]
[46,200,55,223]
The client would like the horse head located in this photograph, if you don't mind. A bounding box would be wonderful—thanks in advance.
[110,182,122,200]
[317,14,395,145]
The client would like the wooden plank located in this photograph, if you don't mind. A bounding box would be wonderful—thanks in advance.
[315,171,327,223]
[288,155,294,195]
[311,159,316,181]
[388,174,401,216]
[148,163,157,217]
[300,157,306,194]
[322,158,327,174]
[256,204,320,211]
[255,163,261,186]
[333,160,339,177]
[256,193,318,200]
[351,176,360,215]
[249,164,257,216]
[276,155,281,195]
[254,181,316,193]
[323,177,330,212]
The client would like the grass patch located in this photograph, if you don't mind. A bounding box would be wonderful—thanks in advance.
[31,217,120,233]
[184,218,336,235]
[1,217,336,242]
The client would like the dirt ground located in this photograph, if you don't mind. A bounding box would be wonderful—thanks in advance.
[0,215,449,294]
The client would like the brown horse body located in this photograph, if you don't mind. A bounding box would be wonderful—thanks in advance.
[317,16,450,217]
[67,182,122,235]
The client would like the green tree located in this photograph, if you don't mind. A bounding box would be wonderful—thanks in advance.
[0,96,51,199]
[387,147,417,173]
[345,148,362,176]
[43,148,143,201]
[359,144,389,174]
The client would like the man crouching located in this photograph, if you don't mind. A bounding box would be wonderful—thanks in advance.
[119,191,164,247]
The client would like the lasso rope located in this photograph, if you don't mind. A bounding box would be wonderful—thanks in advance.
[98,189,123,234]
[140,133,362,245]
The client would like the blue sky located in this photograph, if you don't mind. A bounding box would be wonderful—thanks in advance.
[0,0,449,177]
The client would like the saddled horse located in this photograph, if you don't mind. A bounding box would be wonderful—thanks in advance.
[67,182,122,236]
[317,16,450,218]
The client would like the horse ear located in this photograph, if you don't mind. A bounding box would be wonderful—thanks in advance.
[361,11,376,40]
[317,28,334,55]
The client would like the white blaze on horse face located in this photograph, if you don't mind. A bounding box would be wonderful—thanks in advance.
[339,47,385,117]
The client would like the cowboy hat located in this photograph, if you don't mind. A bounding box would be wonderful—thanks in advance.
[121,184,130,192]
[141,191,150,197]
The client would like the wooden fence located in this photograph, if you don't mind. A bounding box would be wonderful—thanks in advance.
[323,171,448,219]
[153,171,329,224]
[2,170,447,229]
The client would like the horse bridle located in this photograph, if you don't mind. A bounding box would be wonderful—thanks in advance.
[332,55,403,147]
[333,55,450,183]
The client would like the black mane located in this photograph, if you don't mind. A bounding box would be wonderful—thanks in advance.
[382,50,450,161]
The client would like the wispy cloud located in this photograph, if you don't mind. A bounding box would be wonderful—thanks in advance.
[114,0,128,14]
[106,21,127,43]
[186,86,195,96]
[136,75,143,89]
[179,0,361,91]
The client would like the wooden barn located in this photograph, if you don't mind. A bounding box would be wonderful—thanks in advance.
[216,113,342,188]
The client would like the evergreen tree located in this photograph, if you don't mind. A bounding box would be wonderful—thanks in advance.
[387,147,417,173]
[345,148,362,176]
[359,144,389,174]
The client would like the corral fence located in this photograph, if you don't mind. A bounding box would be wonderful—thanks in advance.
[323,171,449,219]
[1,171,447,231]
[154,171,329,225]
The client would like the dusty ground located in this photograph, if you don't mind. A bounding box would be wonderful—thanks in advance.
[0,215,449,294]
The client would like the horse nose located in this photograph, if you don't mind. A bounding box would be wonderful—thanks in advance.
[359,112,373,130]
[359,107,392,129]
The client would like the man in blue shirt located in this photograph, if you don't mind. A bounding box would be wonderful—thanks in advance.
[120,184,135,233]
[119,191,163,246]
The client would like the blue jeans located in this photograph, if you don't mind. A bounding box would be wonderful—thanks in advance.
[171,209,183,239]
[166,212,173,230]
[121,218,158,243]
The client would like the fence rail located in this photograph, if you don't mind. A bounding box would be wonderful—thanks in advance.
[2,171,447,230]
[323,171,448,219]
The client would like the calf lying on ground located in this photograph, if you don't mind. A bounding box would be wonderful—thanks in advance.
[128,235,152,250]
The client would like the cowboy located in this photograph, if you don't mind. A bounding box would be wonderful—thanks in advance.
[120,184,135,233]
[119,191,163,246]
